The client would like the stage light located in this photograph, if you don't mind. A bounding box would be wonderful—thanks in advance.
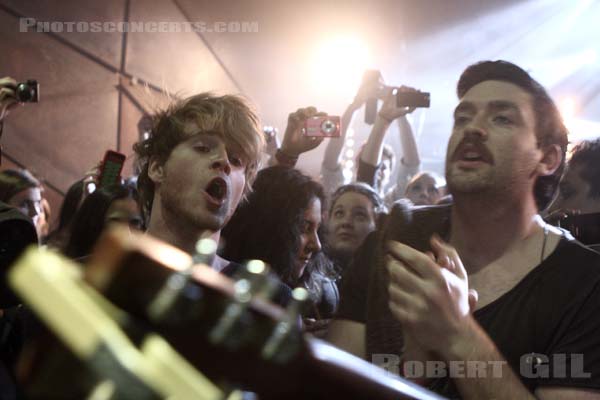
[346,138,355,147]
[345,149,355,158]
[346,128,355,138]
[311,36,372,99]
[343,168,354,183]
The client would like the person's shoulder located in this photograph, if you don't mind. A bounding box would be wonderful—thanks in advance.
[540,236,600,298]
[555,236,600,272]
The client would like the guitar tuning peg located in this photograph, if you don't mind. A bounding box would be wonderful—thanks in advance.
[146,238,217,323]
[261,287,309,361]
[192,238,218,265]
[208,260,278,346]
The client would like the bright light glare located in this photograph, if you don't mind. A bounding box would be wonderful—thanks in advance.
[311,36,371,98]
[559,97,576,123]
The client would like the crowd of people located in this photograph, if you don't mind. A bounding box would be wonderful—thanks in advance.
[1,59,600,399]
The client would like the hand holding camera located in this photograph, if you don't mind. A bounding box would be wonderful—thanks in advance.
[0,77,20,122]
[280,107,329,159]
[377,86,419,123]
[1,77,39,122]
[351,70,384,111]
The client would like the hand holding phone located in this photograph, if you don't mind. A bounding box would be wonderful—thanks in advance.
[98,150,126,189]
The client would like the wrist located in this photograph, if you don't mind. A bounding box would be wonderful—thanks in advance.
[376,112,394,125]
[275,148,298,168]
[440,318,479,361]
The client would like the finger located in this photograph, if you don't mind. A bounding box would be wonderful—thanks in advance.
[386,255,424,291]
[0,77,17,87]
[425,251,435,262]
[310,136,325,147]
[388,283,421,312]
[430,235,467,280]
[0,88,17,101]
[288,110,302,124]
[388,300,411,325]
[303,106,317,118]
[468,289,478,312]
[386,240,440,281]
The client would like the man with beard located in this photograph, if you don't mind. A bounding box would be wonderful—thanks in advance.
[134,93,263,271]
[329,61,600,399]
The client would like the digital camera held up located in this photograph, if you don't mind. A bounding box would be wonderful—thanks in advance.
[303,116,341,137]
[15,79,39,103]
[394,87,430,108]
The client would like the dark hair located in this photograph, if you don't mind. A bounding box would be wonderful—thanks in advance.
[221,166,326,287]
[64,184,139,259]
[0,169,41,202]
[58,180,85,230]
[133,93,264,221]
[330,182,385,216]
[457,60,568,211]
[570,139,600,198]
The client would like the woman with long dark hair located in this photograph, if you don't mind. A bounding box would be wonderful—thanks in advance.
[64,183,143,260]
[221,166,337,317]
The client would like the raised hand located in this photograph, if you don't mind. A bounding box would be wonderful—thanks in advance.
[279,107,326,158]
[377,86,416,123]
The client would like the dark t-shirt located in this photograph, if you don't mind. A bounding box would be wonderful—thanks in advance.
[337,204,600,396]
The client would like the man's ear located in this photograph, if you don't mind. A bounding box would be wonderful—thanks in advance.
[537,144,563,177]
[148,157,165,184]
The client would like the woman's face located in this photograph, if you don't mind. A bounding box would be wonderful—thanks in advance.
[293,197,322,280]
[105,197,144,231]
[327,192,376,257]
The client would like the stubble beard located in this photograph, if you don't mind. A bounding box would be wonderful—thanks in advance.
[160,187,227,233]
[446,164,494,196]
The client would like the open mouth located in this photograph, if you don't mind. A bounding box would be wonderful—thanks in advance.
[461,150,484,162]
[205,177,228,203]
[453,142,493,164]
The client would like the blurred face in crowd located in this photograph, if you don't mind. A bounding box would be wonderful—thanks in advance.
[8,187,43,233]
[105,197,144,231]
[446,80,540,197]
[294,197,322,280]
[405,173,442,206]
[327,191,376,257]
[376,156,392,190]
[150,123,247,233]
[550,163,600,214]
